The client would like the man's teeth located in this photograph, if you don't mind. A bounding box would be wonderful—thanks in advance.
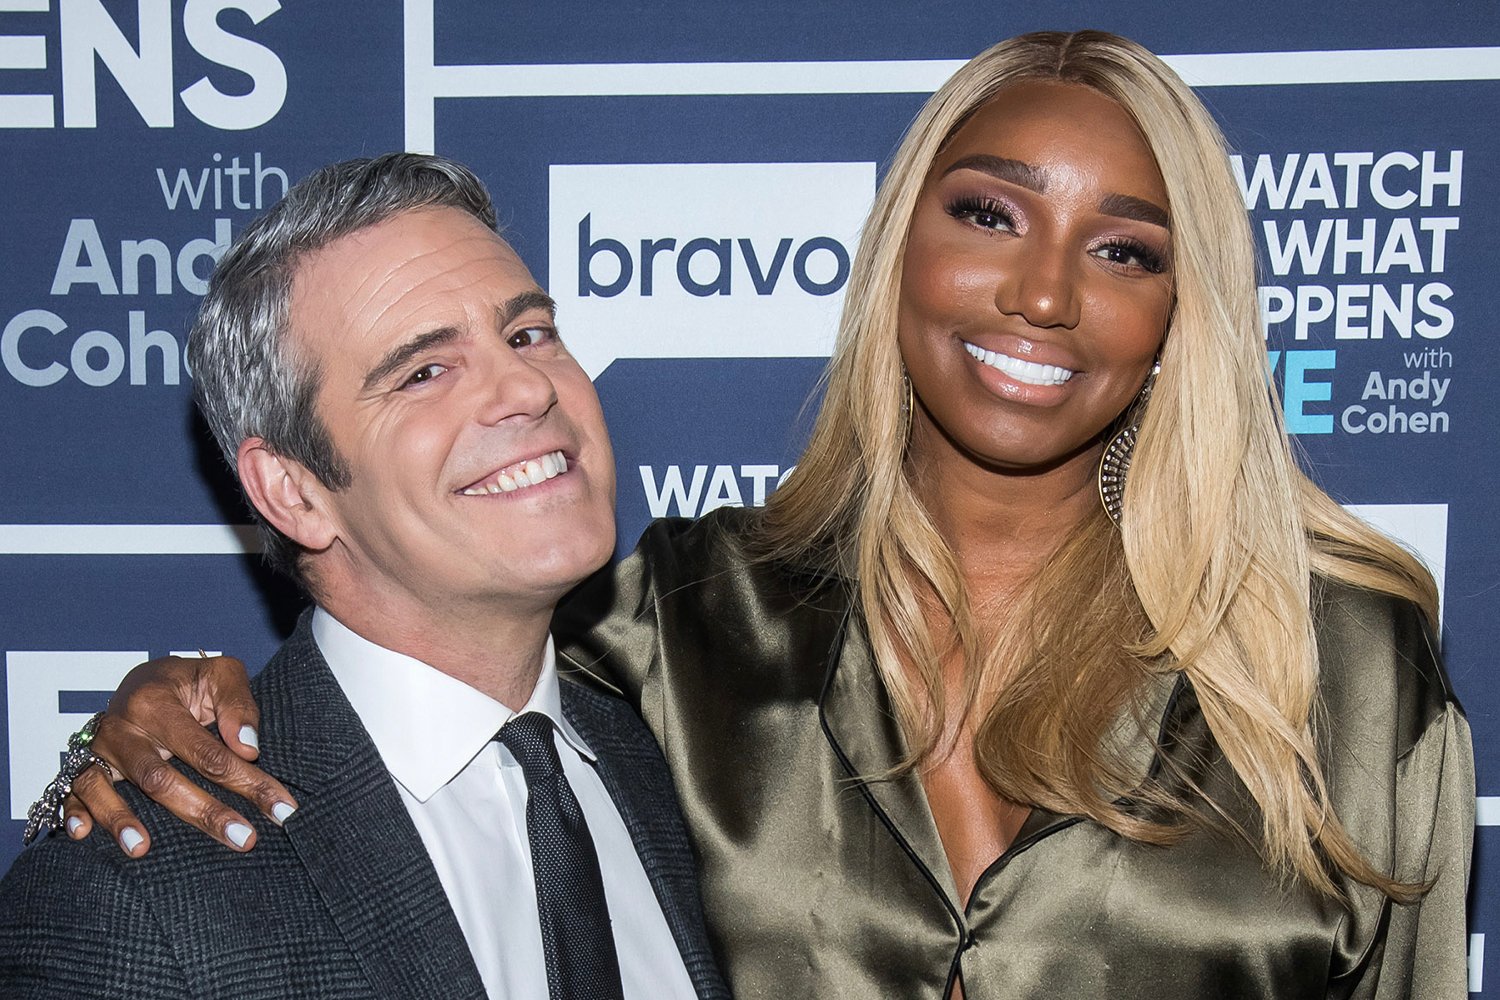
[461,450,568,496]
[962,341,1074,386]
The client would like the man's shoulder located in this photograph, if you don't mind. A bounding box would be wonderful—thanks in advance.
[0,826,190,997]
[4,816,147,903]
[9,621,346,907]
[0,755,305,973]
[556,677,688,823]
[0,773,360,996]
[0,619,383,994]
[557,676,658,756]
[15,755,302,891]
[8,621,316,892]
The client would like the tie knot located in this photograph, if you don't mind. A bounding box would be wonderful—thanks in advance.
[496,712,563,783]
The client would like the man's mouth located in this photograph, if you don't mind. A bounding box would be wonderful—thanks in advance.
[459,450,569,496]
[962,340,1075,386]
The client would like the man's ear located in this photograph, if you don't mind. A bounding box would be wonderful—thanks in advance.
[237,438,339,552]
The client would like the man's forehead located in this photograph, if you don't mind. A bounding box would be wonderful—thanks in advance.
[286,207,532,348]
[301,206,516,281]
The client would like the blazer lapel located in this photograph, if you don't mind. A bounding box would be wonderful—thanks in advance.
[559,682,727,1000]
[255,616,488,1000]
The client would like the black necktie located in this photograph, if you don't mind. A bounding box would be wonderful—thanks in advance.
[496,712,626,1000]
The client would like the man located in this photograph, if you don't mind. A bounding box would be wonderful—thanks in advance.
[0,154,728,1000]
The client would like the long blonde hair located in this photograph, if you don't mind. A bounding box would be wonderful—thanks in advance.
[759,30,1438,899]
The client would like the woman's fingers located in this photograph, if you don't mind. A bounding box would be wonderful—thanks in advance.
[59,794,92,840]
[111,654,259,758]
[65,765,150,856]
[59,653,292,854]
[84,712,295,852]
[67,754,260,854]
[171,723,297,826]
[197,656,263,761]
[104,655,298,820]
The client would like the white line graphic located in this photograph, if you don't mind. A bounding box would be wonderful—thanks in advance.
[3,511,1487,824]
[402,0,1500,151]
[0,524,261,555]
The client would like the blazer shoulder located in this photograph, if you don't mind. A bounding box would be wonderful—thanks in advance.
[558,676,661,756]
[1312,575,1457,757]
[3,822,146,908]
[0,822,189,996]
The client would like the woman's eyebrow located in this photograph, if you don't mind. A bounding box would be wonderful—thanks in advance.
[941,154,1169,230]
[1098,192,1170,229]
[941,154,1048,193]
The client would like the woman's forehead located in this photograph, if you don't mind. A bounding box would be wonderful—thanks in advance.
[928,80,1168,206]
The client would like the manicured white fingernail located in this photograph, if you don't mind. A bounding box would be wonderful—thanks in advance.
[238,725,259,751]
[226,822,253,848]
[119,827,144,854]
[66,816,84,837]
[271,801,296,824]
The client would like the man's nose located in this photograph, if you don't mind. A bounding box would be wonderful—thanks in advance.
[473,347,558,426]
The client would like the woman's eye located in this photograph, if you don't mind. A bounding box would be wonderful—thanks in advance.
[400,362,446,388]
[947,197,1016,233]
[1093,241,1167,274]
[507,326,554,349]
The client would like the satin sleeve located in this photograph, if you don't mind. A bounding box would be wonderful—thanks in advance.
[1364,702,1475,1000]
[553,517,691,711]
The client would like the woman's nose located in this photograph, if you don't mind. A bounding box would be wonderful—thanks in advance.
[994,242,1082,330]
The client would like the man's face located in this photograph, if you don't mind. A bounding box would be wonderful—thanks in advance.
[285,206,616,620]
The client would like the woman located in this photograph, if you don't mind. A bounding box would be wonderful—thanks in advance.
[55,30,1471,999]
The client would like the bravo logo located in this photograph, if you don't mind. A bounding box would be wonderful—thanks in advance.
[550,162,875,378]
[0,0,286,130]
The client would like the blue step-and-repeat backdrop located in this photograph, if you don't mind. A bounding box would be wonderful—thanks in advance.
[2,1,1497,988]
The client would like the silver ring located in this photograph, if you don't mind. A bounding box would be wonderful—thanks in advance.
[22,712,111,845]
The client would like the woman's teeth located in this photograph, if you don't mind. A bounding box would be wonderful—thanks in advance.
[461,450,568,496]
[962,341,1075,386]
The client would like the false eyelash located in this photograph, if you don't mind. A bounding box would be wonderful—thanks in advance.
[945,195,1016,228]
[1097,237,1168,274]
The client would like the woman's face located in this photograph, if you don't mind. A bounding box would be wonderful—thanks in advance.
[898,79,1174,478]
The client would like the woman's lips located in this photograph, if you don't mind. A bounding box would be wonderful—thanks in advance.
[962,339,1075,386]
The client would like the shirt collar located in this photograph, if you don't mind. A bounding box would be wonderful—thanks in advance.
[311,607,596,802]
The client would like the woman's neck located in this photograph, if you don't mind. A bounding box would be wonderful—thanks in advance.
[907,430,1104,597]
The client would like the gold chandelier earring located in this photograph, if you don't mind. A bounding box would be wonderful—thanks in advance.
[901,368,914,437]
[1098,358,1161,527]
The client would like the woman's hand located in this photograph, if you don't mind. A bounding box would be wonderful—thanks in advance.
[60,654,297,855]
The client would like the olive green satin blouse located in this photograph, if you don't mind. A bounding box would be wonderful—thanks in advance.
[554,509,1473,999]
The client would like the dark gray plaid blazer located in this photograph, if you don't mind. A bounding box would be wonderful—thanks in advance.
[0,613,730,999]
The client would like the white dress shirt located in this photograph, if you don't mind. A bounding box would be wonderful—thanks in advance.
[312,608,699,1000]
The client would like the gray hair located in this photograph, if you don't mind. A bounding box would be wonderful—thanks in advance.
[189,152,498,584]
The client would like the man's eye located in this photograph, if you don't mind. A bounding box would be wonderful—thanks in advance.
[507,326,553,349]
[400,363,446,388]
